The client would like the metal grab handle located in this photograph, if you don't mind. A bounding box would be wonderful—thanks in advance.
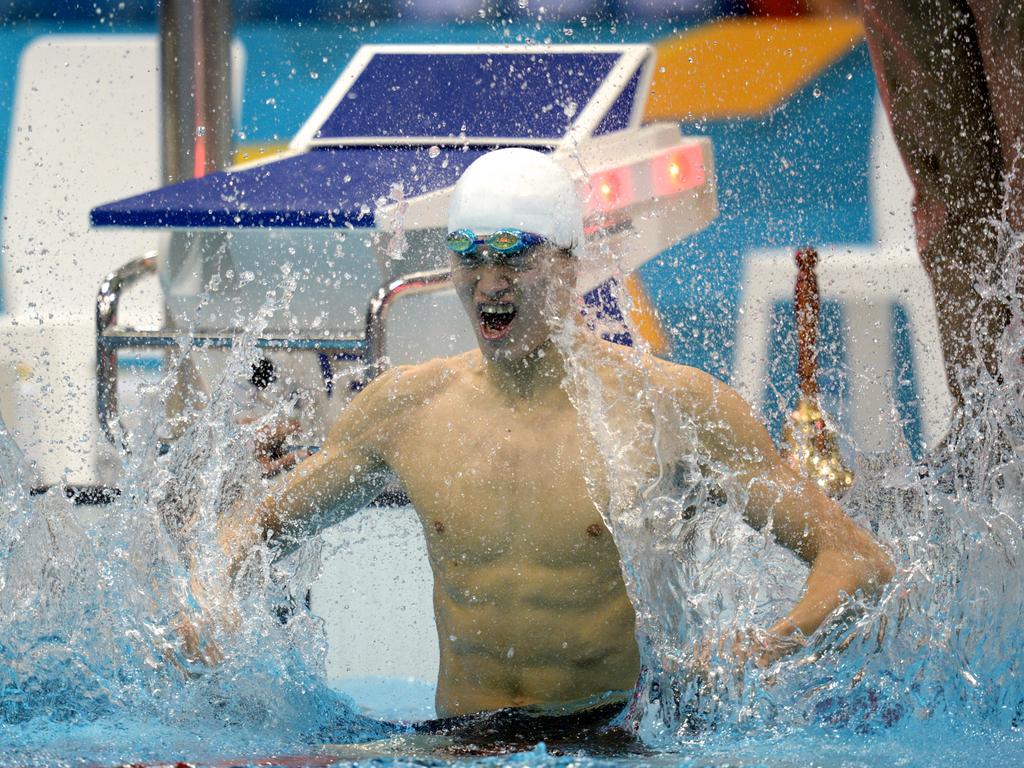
[96,256,453,447]
[96,253,159,445]
[365,267,452,379]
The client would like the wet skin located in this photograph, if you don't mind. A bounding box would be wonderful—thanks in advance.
[219,245,894,717]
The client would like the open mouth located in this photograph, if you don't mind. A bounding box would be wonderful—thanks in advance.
[478,302,516,340]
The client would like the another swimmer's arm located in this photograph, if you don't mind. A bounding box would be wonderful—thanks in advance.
[684,372,894,647]
[218,370,399,572]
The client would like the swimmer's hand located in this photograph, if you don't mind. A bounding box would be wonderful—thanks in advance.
[164,547,241,675]
[729,625,807,670]
[170,609,224,672]
[241,416,311,477]
[166,558,255,677]
[688,625,807,683]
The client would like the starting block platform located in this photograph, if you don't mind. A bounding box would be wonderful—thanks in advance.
[85,42,718,473]
[91,44,716,288]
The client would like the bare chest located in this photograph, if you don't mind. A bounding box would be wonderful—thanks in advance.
[385,396,615,569]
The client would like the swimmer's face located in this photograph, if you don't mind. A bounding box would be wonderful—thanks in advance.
[451,242,575,362]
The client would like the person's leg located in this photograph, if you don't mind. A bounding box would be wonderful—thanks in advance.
[861,0,1008,409]
[969,0,1024,396]
[968,0,1024,232]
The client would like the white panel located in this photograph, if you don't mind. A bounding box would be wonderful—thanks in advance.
[0,320,109,486]
[0,35,246,485]
[2,35,245,329]
[868,98,917,247]
[314,508,439,690]
[2,36,164,325]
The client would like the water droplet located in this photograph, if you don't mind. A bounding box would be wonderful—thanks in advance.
[427,145,441,159]
[813,87,822,98]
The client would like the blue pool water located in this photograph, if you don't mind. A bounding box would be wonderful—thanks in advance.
[2,247,1023,767]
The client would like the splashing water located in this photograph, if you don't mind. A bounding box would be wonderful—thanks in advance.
[0,274,394,766]
[0,234,1022,766]
[556,213,1024,758]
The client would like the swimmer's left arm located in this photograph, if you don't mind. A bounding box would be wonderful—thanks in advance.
[674,367,895,654]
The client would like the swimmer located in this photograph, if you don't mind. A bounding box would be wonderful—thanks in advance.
[213,148,894,730]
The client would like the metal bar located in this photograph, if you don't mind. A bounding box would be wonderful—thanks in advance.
[96,256,368,446]
[364,267,452,381]
[100,331,366,353]
[160,0,234,183]
[96,253,159,445]
[97,259,454,447]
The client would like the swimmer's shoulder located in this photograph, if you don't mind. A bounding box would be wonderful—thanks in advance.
[646,354,755,421]
[642,350,775,455]
[590,339,723,397]
[328,355,472,456]
[590,340,774,456]
[353,351,478,416]
[645,354,727,398]
[592,339,749,417]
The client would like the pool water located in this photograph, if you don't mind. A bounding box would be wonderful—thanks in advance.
[2,257,1023,768]
[0,58,1022,762]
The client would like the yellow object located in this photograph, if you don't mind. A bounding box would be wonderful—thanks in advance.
[624,274,671,356]
[233,143,288,165]
[646,17,864,121]
[782,394,854,498]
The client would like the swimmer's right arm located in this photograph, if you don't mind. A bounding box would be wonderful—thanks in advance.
[174,370,403,665]
[217,368,404,573]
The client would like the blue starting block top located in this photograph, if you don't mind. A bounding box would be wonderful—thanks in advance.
[90,44,653,230]
[309,51,629,142]
[91,146,488,229]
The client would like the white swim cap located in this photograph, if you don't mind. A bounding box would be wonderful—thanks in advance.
[448,148,584,257]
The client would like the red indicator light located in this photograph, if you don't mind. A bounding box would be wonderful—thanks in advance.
[652,145,705,196]
[586,166,635,214]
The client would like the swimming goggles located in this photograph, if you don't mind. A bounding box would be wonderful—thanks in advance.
[445,228,548,269]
